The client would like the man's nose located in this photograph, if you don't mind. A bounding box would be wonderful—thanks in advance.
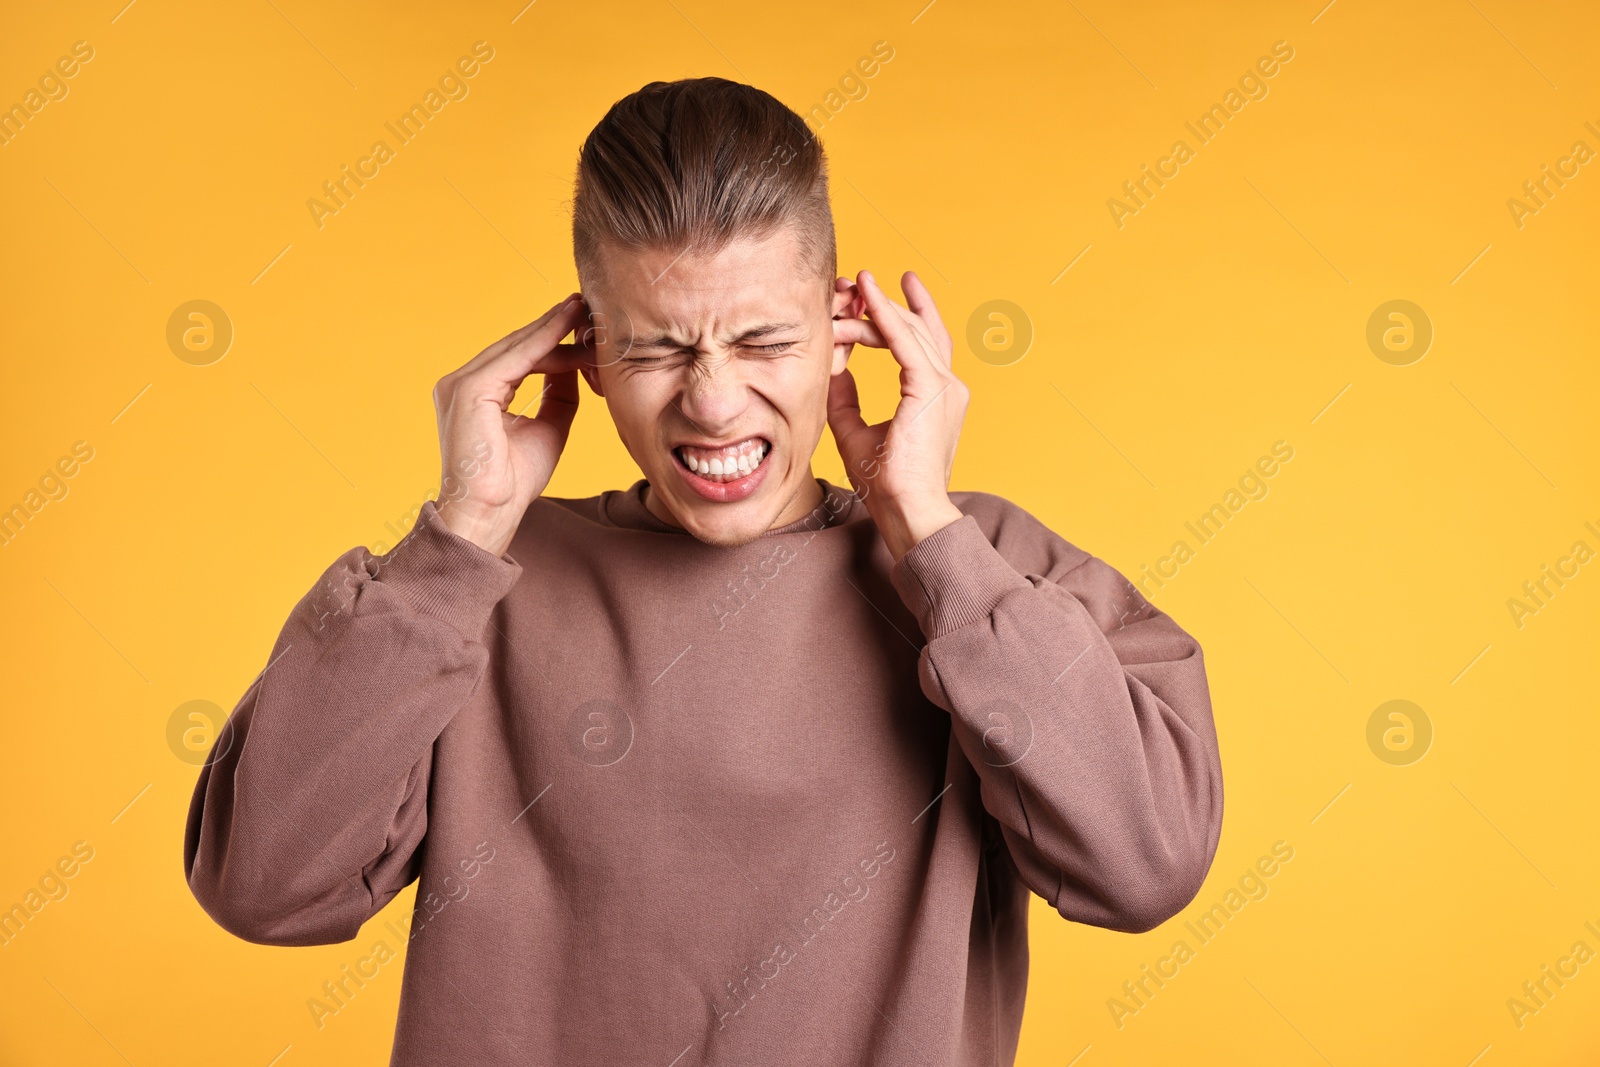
[677,352,750,432]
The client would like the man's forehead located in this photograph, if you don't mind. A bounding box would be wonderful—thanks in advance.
[633,275,809,319]
[595,241,820,333]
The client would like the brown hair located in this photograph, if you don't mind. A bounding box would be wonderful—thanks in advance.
[572,77,835,294]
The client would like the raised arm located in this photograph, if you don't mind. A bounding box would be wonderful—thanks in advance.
[184,294,592,944]
[889,507,1224,933]
[826,268,1222,934]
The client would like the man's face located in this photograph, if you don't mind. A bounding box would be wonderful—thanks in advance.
[579,224,849,548]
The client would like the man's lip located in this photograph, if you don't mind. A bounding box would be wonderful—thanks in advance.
[671,434,770,450]
[671,437,772,502]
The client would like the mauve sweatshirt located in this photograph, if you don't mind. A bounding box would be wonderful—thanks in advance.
[183,477,1223,1066]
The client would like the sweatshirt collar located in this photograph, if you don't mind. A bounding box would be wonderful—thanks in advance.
[599,477,863,537]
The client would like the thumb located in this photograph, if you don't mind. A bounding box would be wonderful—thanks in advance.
[826,366,870,454]
[529,370,580,438]
[508,370,580,463]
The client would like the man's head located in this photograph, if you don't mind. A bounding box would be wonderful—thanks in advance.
[572,77,857,547]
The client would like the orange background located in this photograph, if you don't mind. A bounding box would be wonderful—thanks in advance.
[2,1,1597,1063]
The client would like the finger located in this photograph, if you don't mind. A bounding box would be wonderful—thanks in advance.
[536,342,593,370]
[884,275,941,357]
[900,271,951,365]
[475,298,590,388]
[868,272,937,353]
[857,270,941,382]
[497,345,592,404]
[460,293,581,374]
[825,366,871,452]
[832,316,888,350]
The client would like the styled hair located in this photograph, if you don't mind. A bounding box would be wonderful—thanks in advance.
[572,77,836,293]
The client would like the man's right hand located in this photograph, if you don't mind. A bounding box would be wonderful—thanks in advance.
[432,293,594,557]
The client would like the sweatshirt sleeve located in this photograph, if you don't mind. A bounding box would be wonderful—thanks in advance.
[182,499,523,946]
[888,502,1223,934]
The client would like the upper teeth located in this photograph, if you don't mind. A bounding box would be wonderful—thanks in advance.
[679,440,768,479]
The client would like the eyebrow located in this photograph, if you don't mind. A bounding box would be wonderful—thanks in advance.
[629,322,806,350]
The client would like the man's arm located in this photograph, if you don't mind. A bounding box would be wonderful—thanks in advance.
[827,269,1221,933]
[888,501,1224,934]
[182,501,522,945]
[184,294,589,945]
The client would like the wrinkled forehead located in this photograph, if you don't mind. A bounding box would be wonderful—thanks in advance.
[587,229,827,339]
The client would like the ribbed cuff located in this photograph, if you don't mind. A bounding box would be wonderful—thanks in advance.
[364,499,523,640]
[889,514,1030,641]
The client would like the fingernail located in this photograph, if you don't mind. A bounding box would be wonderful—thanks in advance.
[861,270,875,285]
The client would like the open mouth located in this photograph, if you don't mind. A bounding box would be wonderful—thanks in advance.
[671,436,772,502]
[673,437,770,482]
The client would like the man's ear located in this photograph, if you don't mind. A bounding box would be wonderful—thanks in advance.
[579,355,605,398]
[829,277,860,376]
[830,277,862,320]
[575,297,607,397]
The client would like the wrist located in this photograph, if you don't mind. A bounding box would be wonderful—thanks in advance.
[877,497,964,562]
[435,499,516,558]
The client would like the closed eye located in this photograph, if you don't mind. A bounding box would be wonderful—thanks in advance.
[624,341,795,365]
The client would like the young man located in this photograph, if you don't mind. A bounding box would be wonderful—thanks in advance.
[184,78,1223,1065]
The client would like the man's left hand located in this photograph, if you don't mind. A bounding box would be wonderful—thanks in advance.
[828,269,968,562]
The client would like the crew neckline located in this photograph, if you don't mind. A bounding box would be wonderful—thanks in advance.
[597,477,864,537]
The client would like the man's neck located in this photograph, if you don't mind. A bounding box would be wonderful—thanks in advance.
[643,469,827,532]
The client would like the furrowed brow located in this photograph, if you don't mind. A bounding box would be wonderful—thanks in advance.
[731,321,804,342]
[629,322,805,350]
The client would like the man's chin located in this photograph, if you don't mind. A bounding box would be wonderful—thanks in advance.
[672,501,780,549]
[685,521,769,549]
[644,481,774,548]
